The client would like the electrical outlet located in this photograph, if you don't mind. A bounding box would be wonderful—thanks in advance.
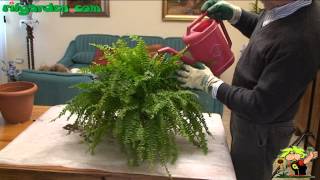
[15,58,24,64]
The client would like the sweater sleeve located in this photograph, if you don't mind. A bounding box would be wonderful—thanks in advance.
[233,10,260,38]
[216,42,318,123]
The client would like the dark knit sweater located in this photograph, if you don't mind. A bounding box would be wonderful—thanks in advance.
[217,1,320,124]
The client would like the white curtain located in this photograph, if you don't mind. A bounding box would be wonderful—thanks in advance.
[0,17,6,60]
[0,2,6,83]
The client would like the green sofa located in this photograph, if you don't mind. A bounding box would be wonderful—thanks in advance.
[18,34,223,115]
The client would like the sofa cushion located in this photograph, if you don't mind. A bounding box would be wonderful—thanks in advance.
[75,34,120,52]
[121,36,165,48]
[164,37,186,51]
[72,52,95,64]
[17,69,94,106]
[69,63,90,69]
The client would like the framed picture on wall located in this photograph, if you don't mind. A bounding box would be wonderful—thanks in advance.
[60,0,109,17]
[162,0,205,21]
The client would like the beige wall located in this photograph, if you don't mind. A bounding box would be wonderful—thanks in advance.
[5,0,251,83]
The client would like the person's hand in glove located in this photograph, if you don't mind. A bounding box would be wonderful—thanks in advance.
[176,63,224,98]
[201,0,242,24]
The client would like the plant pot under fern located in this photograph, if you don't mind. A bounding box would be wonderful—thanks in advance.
[59,36,212,174]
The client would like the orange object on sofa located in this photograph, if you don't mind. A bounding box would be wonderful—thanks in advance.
[92,49,109,65]
[146,44,163,57]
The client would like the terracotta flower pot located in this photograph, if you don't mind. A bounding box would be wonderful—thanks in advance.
[0,81,38,124]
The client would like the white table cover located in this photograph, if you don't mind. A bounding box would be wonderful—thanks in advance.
[0,105,236,180]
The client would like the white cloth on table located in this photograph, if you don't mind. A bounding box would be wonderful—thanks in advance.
[0,105,236,180]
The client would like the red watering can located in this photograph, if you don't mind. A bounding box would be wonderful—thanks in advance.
[158,13,234,76]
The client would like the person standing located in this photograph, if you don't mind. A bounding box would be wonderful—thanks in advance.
[176,0,320,179]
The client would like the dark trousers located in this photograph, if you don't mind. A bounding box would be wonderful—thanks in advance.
[230,113,294,180]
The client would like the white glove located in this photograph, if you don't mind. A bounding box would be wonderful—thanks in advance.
[176,64,223,94]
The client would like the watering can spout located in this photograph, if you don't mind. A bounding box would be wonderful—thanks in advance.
[157,47,195,65]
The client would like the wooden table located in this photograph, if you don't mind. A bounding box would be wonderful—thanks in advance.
[0,106,234,180]
[0,106,166,180]
[0,106,170,180]
[0,106,50,150]
[0,106,108,180]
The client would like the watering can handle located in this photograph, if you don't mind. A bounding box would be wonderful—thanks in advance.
[187,13,232,48]
[218,21,232,48]
[187,13,208,35]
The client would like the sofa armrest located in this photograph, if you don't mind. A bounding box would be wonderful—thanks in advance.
[58,40,77,67]
[192,90,224,116]
[17,70,94,106]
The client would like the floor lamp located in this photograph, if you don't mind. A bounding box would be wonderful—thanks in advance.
[26,23,34,69]
[20,17,38,70]
[20,0,38,70]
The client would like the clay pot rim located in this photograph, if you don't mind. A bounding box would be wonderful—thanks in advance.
[0,81,38,97]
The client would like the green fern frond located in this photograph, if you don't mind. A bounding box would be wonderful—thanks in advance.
[58,36,211,175]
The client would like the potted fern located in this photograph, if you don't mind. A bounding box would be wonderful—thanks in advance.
[59,36,211,174]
